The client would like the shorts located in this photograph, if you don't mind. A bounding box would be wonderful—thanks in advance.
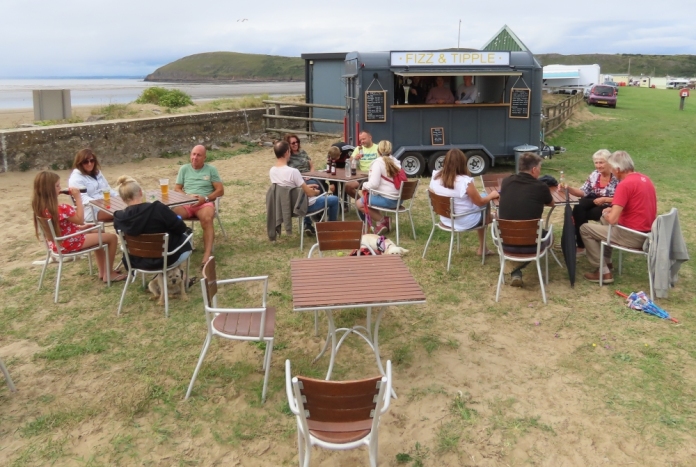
[182,201,214,218]
[369,194,399,209]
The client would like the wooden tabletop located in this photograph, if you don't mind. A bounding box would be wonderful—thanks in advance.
[303,168,369,182]
[486,186,580,206]
[291,255,426,310]
[89,190,198,215]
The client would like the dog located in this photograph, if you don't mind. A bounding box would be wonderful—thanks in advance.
[148,267,188,305]
[361,234,409,256]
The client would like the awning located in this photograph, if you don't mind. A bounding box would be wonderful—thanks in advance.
[392,69,522,77]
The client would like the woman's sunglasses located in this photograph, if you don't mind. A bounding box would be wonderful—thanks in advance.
[82,158,96,165]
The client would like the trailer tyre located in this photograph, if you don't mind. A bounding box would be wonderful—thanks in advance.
[427,151,447,173]
[400,152,426,177]
[465,150,490,176]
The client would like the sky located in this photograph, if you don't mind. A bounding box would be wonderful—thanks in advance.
[2,0,695,78]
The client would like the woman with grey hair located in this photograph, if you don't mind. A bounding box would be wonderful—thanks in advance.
[561,149,619,253]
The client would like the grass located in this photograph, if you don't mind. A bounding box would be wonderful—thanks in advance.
[1,85,696,465]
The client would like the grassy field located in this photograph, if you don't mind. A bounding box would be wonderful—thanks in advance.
[0,86,695,466]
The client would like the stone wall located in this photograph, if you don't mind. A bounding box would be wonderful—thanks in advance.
[0,106,308,172]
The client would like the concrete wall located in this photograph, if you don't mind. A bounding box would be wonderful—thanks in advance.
[0,106,308,173]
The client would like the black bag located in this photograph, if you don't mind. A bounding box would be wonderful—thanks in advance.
[538,175,558,187]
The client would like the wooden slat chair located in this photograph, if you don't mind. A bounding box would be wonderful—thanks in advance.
[307,221,376,336]
[117,231,193,318]
[422,190,489,272]
[185,256,276,403]
[36,216,110,303]
[285,359,392,467]
[1,356,17,393]
[188,196,227,251]
[491,218,553,304]
[366,179,419,245]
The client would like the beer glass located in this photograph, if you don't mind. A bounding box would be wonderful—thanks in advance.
[102,189,111,204]
[160,179,169,196]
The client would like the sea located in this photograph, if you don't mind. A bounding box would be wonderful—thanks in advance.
[0,78,305,110]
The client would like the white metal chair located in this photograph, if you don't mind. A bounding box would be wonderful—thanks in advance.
[188,196,227,251]
[285,359,392,467]
[185,256,275,402]
[117,231,193,318]
[36,216,110,303]
[1,356,16,392]
[491,218,553,304]
[365,179,419,245]
[599,218,659,300]
[422,189,489,271]
[307,221,376,336]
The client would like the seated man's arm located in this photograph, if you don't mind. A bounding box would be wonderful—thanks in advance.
[602,204,623,225]
[174,183,185,194]
[209,181,224,201]
[301,182,320,198]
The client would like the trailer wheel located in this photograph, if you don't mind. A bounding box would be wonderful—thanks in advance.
[427,151,447,173]
[465,150,490,176]
[400,152,426,177]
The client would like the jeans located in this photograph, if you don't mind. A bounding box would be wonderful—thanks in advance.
[307,194,339,221]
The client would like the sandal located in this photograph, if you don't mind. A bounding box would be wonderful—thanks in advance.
[106,272,128,283]
[187,276,198,290]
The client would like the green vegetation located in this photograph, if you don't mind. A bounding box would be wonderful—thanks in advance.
[146,51,304,82]
[536,53,696,76]
[135,86,193,108]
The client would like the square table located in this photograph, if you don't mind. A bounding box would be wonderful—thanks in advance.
[302,168,369,220]
[89,190,198,217]
[291,255,426,395]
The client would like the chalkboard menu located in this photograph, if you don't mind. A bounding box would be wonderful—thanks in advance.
[431,127,444,145]
[365,90,387,122]
[509,88,531,119]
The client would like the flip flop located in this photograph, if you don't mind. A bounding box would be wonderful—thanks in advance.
[187,276,198,290]
[478,250,495,256]
[106,273,128,283]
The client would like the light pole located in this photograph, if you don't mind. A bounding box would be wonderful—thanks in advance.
[458,20,461,49]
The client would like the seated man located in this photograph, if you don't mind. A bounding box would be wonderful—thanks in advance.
[345,130,379,199]
[172,145,224,267]
[426,77,455,104]
[456,76,477,104]
[580,150,657,284]
[497,152,554,287]
[270,140,339,235]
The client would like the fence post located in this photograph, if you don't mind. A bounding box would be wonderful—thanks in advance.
[274,104,281,131]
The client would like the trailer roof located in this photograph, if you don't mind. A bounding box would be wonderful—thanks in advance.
[393,70,522,77]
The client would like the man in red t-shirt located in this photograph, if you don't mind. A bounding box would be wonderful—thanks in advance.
[580,151,657,283]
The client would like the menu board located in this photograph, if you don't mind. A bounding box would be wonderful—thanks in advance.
[431,127,444,145]
[365,90,387,122]
[509,88,531,119]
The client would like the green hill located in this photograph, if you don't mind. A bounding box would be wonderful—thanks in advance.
[145,52,304,82]
[536,54,696,77]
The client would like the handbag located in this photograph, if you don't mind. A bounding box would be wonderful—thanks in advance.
[381,168,408,189]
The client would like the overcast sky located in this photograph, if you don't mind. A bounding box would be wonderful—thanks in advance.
[2,0,695,78]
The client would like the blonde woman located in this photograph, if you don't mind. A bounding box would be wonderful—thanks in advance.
[355,140,401,235]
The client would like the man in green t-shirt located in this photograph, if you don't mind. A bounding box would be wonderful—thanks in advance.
[345,131,379,198]
[173,145,224,266]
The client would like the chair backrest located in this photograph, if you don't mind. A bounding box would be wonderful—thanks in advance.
[428,190,453,219]
[315,221,363,252]
[399,179,419,202]
[122,233,168,259]
[496,219,542,246]
[36,216,59,248]
[296,374,383,423]
[202,255,218,306]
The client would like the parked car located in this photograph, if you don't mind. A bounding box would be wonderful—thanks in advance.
[583,85,593,100]
[603,81,619,94]
[587,85,617,108]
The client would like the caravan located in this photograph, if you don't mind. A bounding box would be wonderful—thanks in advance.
[666,78,690,89]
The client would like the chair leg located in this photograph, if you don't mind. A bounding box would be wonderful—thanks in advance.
[408,211,416,240]
[422,226,436,259]
[299,217,304,251]
[87,252,93,275]
[38,252,50,291]
[647,255,655,301]
[496,259,506,302]
[117,271,134,316]
[54,259,64,303]
[314,311,319,336]
[394,212,400,245]
[163,272,169,318]
[618,250,623,275]
[599,243,605,287]
[481,226,487,265]
[216,212,227,238]
[369,432,379,467]
[262,338,273,403]
[447,230,455,272]
[0,358,17,392]
[536,258,547,304]
[185,334,213,400]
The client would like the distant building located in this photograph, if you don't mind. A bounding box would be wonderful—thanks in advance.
[481,25,531,52]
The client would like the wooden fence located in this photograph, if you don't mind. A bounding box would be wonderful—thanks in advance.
[542,93,585,136]
[263,100,344,139]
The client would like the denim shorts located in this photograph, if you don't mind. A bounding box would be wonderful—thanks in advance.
[369,194,399,209]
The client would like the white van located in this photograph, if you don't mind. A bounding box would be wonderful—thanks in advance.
[666,79,690,89]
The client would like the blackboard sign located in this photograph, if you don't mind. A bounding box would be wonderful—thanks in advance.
[509,88,531,119]
[431,127,444,145]
[365,90,387,122]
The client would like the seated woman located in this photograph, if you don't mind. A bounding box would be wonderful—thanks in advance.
[68,148,118,223]
[428,149,500,255]
[561,149,618,254]
[355,140,403,235]
[113,176,193,272]
[32,171,124,282]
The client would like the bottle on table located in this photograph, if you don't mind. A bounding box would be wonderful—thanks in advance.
[351,156,357,176]
[559,170,565,187]
[326,155,332,173]
[330,159,336,175]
